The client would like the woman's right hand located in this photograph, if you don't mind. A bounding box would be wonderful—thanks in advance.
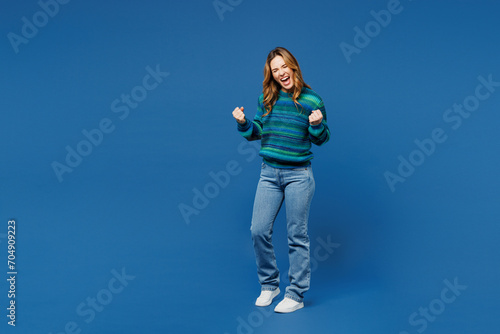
[232,107,246,124]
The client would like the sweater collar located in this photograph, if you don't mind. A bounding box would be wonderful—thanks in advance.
[279,87,306,98]
[279,89,293,98]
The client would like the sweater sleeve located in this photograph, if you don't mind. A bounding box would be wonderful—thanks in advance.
[308,100,330,146]
[236,96,265,141]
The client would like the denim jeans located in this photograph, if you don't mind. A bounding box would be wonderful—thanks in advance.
[250,162,315,302]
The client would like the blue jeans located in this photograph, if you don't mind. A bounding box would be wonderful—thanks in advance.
[250,162,315,302]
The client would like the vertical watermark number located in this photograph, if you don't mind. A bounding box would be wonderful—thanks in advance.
[7,219,17,326]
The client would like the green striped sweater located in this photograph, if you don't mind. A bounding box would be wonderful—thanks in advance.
[237,88,330,168]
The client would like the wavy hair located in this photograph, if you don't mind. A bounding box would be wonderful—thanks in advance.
[262,47,311,116]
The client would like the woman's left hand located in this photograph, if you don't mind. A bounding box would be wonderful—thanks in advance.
[309,110,323,126]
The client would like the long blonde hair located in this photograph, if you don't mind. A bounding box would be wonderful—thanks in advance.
[262,47,311,116]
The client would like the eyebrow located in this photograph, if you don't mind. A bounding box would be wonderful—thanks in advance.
[272,64,287,71]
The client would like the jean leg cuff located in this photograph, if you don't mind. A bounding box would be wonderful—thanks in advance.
[284,293,303,303]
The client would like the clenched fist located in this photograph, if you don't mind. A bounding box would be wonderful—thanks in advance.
[309,109,323,126]
[232,106,246,124]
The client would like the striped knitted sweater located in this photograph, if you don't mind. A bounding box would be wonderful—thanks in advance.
[237,87,330,168]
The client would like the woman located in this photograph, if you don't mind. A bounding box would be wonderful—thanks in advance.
[232,47,330,313]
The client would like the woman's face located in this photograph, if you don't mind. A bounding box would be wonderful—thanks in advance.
[270,56,295,92]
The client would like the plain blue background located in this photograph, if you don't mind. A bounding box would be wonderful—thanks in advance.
[1,0,500,333]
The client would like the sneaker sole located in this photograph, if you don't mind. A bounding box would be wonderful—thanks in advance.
[274,302,304,313]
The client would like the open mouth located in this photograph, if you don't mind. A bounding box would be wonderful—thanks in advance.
[280,76,291,87]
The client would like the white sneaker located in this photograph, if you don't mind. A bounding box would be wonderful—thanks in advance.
[255,288,280,307]
[274,297,304,313]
